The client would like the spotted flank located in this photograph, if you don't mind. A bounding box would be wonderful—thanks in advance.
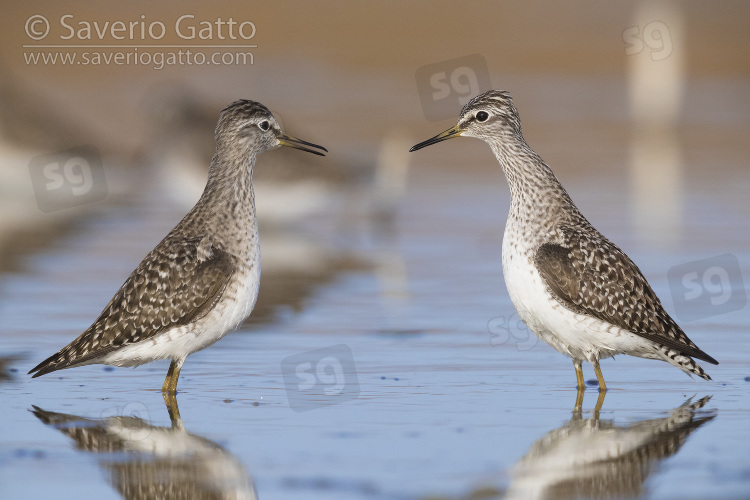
[28,237,236,378]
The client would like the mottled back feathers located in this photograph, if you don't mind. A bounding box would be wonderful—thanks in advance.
[534,226,718,365]
[29,236,235,377]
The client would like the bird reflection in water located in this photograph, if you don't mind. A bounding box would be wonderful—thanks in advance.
[505,394,716,500]
[31,394,256,500]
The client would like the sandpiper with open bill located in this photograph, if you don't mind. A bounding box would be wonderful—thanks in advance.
[29,100,327,393]
[410,90,717,391]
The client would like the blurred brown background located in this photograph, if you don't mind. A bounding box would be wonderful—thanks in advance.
[2,1,748,166]
[0,0,748,259]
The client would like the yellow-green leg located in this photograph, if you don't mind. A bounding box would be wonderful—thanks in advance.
[593,361,607,392]
[162,358,185,394]
[573,360,585,411]
[574,360,585,390]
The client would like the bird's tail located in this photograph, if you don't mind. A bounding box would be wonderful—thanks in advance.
[28,348,71,378]
[657,344,712,381]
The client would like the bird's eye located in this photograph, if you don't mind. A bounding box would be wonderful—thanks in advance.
[258,120,270,131]
[476,111,490,122]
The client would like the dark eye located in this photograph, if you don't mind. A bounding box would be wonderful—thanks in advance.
[476,111,489,122]
[258,120,270,131]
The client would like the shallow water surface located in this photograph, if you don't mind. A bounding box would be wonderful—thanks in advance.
[1,165,749,500]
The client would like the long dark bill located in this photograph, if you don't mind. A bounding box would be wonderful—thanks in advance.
[277,133,328,156]
[409,125,463,152]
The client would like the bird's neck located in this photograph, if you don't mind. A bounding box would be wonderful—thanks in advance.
[204,151,256,206]
[489,134,584,227]
[185,150,258,246]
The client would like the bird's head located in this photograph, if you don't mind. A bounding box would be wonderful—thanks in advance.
[215,99,327,157]
[410,90,522,152]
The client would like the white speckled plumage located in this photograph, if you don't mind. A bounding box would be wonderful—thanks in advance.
[29,99,326,392]
[411,90,717,389]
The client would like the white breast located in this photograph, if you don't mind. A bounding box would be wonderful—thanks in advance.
[185,249,262,356]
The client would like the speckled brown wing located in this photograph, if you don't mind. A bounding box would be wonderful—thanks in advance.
[29,236,235,377]
[534,226,718,365]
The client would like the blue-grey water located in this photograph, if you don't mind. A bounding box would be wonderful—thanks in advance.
[1,160,749,499]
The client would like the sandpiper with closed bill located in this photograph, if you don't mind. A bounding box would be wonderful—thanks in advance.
[29,99,327,393]
[410,90,717,391]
